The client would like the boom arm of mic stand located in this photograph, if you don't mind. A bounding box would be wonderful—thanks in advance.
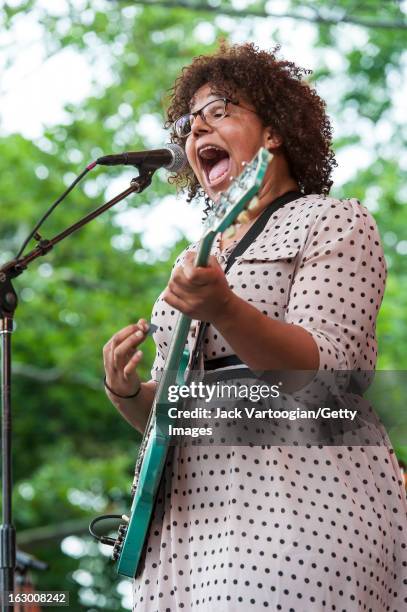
[0,169,154,609]
[1,169,154,279]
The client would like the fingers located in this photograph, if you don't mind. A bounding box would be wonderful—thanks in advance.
[163,253,225,316]
[103,318,149,372]
[184,251,220,270]
[104,319,147,351]
[163,277,196,310]
[183,252,208,284]
[163,282,203,317]
[167,278,187,301]
[207,254,222,270]
[114,319,148,345]
[103,318,152,400]
[123,349,143,379]
[172,259,213,288]
[112,328,145,370]
[162,290,188,314]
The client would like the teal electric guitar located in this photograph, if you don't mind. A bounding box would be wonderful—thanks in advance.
[100,148,271,578]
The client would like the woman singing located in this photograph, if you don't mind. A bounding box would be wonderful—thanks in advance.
[103,43,406,611]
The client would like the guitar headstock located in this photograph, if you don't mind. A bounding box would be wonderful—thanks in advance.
[203,148,273,237]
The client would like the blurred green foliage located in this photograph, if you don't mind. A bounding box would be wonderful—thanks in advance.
[1,0,406,609]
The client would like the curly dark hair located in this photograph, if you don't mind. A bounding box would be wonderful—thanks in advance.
[165,42,336,204]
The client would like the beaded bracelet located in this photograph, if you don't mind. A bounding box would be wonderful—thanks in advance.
[103,375,141,399]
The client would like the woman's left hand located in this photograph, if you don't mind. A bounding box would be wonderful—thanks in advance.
[162,251,234,323]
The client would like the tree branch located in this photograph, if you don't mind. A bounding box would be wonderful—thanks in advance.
[112,0,407,30]
[17,519,91,549]
[13,362,101,390]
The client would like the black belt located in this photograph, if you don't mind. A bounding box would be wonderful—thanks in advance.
[204,356,364,395]
[204,355,244,370]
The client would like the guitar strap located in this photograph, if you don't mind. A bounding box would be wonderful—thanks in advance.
[188,190,302,373]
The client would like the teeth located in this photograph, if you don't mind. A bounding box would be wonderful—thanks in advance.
[198,145,227,159]
[199,145,224,153]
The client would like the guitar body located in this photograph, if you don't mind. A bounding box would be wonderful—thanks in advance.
[116,349,188,577]
[116,421,169,576]
[110,148,272,578]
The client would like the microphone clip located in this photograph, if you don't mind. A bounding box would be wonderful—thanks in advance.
[130,167,155,193]
[130,169,155,193]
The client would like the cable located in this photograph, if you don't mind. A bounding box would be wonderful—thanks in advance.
[89,513,123,546]
[15,161,97,260]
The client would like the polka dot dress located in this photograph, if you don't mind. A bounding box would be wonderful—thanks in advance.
[133,195,407,611]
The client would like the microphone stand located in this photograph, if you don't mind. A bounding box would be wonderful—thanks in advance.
[0,169,154,610]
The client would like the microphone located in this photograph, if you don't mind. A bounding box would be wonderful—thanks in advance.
[95,144,187,172]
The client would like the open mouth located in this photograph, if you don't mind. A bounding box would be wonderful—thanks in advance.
[198,145,231,186]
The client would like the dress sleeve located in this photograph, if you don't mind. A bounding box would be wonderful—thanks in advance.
[285,199,387,371]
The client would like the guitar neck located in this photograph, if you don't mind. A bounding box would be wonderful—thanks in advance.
[152,230,216,411]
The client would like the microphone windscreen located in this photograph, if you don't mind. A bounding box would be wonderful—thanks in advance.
[166,144,188,172]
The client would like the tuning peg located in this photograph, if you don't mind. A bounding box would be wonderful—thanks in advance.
[223,225,236,238]
[236,210,251,225]
[247,196,259,211]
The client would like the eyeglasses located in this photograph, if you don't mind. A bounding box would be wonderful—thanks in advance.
[173,97,254,138]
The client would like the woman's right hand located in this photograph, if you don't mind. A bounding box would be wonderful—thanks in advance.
[103,318,149,399]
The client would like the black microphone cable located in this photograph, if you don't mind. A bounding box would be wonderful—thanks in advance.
[15,160,97,260]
